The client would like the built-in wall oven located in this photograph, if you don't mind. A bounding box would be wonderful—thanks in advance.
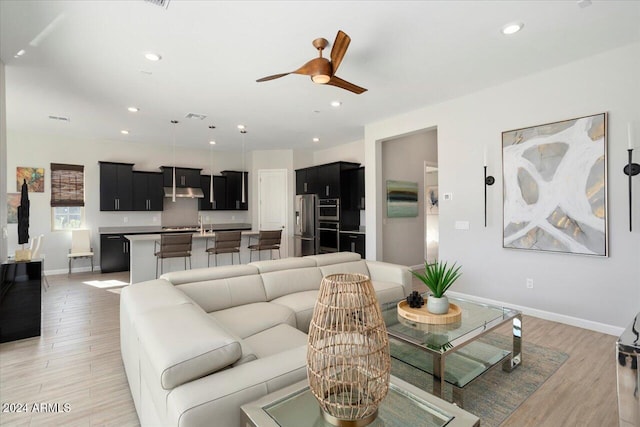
[318,221,340,253]
[318,198,340,222]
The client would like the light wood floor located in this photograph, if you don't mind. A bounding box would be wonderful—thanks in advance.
[0,273,619,426]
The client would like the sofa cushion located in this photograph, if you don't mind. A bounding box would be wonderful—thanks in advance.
[136,304,242,390]
[271,290,319,333]
[305,251,361,266]
[175,274,267,313]
[121,279,192,316]
[371,280,407,305]
[249,257,316,273]
[210,302,296,339]
[243,324,308,358]
[160,264,259,285]
[318,260,370,277]
[261,267,323,301]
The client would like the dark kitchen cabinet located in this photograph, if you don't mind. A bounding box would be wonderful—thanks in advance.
[161,167,202,188]
[133,171,164,211]
[340,232,365,258]
[221,171,248,210]
[100,162,134,211]
[341,167,365,210]
[199,175,227,211]
[100,234,130,273]
[296,167,318,195]
[317,163,341,198]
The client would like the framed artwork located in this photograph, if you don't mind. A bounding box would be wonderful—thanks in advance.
[386,180,418,218]
[502,112,607,256]
[426,186,438,214]
[7,193,20,224]
[16,167,45,192]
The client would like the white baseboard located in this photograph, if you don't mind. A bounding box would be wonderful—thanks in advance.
[45,266,101,276]
[446,290,624,337]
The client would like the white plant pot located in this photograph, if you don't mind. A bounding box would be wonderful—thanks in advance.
[427,296,449,315]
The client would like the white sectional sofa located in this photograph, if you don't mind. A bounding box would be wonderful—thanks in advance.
[120,252,411,427]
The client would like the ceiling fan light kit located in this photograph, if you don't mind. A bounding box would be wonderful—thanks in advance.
[257,30,367,94]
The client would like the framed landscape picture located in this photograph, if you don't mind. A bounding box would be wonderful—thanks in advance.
[7,193,20,224]
[386,180,418,218]
[502,113,607,256]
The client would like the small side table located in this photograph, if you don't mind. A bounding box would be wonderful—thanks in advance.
[241,375,479,427]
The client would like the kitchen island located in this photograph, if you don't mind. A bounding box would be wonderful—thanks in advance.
[125,230,258,284]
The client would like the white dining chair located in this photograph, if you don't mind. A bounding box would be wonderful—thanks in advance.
[68,229,94,274]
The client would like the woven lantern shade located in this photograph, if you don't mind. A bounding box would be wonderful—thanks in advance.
[307,273,390,427]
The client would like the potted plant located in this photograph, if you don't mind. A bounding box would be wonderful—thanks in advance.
[411,260,462,314]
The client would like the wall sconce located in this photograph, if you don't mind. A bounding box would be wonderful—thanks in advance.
[484,147,495,227]
[624,123,639,231]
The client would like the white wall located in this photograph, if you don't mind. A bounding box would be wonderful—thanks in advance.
[313,139,364,166]
[0,60,6,262]
[381,130,437,267]
[365,42,640,332]
[6,131,251,273]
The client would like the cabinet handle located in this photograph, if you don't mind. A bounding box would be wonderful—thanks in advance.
[351,242,355,252]
[304,182,307,192]
[360,197,365,208]
[114,199,117,210]
[236,200,240,209]
[349,235,357,239]
[123,242,126,253]
[107,236,120,240]
[213,200,216,209]
[326,185,329,196]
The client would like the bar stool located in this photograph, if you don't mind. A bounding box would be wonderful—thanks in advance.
[154,233,192,278]
[248,229,282,262]
[205,231,242,267]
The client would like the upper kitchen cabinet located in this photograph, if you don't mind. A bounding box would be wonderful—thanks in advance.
[341,166,365,210]
[295,162,360,197]
[221,171,248,210]
[199,175,227,211]
[161,166,202,188]
[132,171,164,211]
[99,162,133,211]
[296,167,318,195]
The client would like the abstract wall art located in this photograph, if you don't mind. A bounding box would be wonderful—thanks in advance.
[16,167,45,193]
[502,113,607,256]
[426,186,439,214]
[7,193,20,224]
[386,180,418,218]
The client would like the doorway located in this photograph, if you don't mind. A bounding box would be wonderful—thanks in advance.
[258,169,288,256]
[424,162,439,263]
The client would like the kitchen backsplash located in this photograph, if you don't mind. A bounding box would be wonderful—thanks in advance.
[162,198,199,226]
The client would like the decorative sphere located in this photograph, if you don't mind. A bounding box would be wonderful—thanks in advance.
[406,291,424,308]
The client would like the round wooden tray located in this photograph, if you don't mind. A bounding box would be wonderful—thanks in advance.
[397,300,462,324]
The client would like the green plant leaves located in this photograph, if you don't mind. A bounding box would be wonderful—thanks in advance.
[411,260,462,298]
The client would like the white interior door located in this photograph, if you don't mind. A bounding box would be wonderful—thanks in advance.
[258,169,288,256]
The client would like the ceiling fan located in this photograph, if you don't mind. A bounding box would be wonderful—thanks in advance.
[256,30,367,94]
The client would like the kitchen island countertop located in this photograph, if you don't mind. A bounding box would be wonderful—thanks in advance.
[99,223,252,235]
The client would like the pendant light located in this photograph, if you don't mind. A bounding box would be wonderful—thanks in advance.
[209,125,216,205]
[171,120,179,202]
[240,128,247,204]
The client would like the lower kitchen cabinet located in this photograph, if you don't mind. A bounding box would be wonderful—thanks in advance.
[100,234,130,273]
[340,232,365,258]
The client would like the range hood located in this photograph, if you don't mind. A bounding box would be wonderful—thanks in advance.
[163,187,204,198]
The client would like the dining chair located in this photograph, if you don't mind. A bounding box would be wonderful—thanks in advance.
[205,231,242,267]
[154,233,193,278]
[248,229,282,262]
[68,229,94,274]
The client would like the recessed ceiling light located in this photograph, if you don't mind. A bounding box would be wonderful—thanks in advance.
[16,49,25,56]
[144,52,162,61]
[313,137,320,143]
[237,124,245,130]
[127,107,139,112]
[121,130,129,135]
[502,22,524,35]
[330,101,342,108]
[209,140,216,145]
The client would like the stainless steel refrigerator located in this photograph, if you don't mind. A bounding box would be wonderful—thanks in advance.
[294,194,319,256]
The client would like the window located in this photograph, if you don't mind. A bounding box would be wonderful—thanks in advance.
[50,163,85,230]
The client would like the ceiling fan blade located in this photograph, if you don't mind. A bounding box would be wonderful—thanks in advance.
[330,30,351,74]
[326,75,367,94]
[256,72,291,82]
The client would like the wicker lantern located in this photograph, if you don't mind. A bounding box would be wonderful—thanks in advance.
[307,273,390,426]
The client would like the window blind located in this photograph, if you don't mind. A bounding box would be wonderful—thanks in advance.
[50,163,85,207]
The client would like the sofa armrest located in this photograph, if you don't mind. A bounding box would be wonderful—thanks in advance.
[365,260,412,297]
[166,345,307,427]
[136,303,242,390]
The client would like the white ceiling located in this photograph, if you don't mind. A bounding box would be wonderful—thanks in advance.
[1,0,639,152]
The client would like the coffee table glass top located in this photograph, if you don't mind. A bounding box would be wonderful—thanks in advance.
[264,381,452,427]
[382,296,520,353]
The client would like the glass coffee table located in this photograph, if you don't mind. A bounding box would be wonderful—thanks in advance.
[382,295,522,406]
[241,375,480,427]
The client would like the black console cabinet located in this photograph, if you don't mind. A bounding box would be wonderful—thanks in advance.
[0,260,41,343]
